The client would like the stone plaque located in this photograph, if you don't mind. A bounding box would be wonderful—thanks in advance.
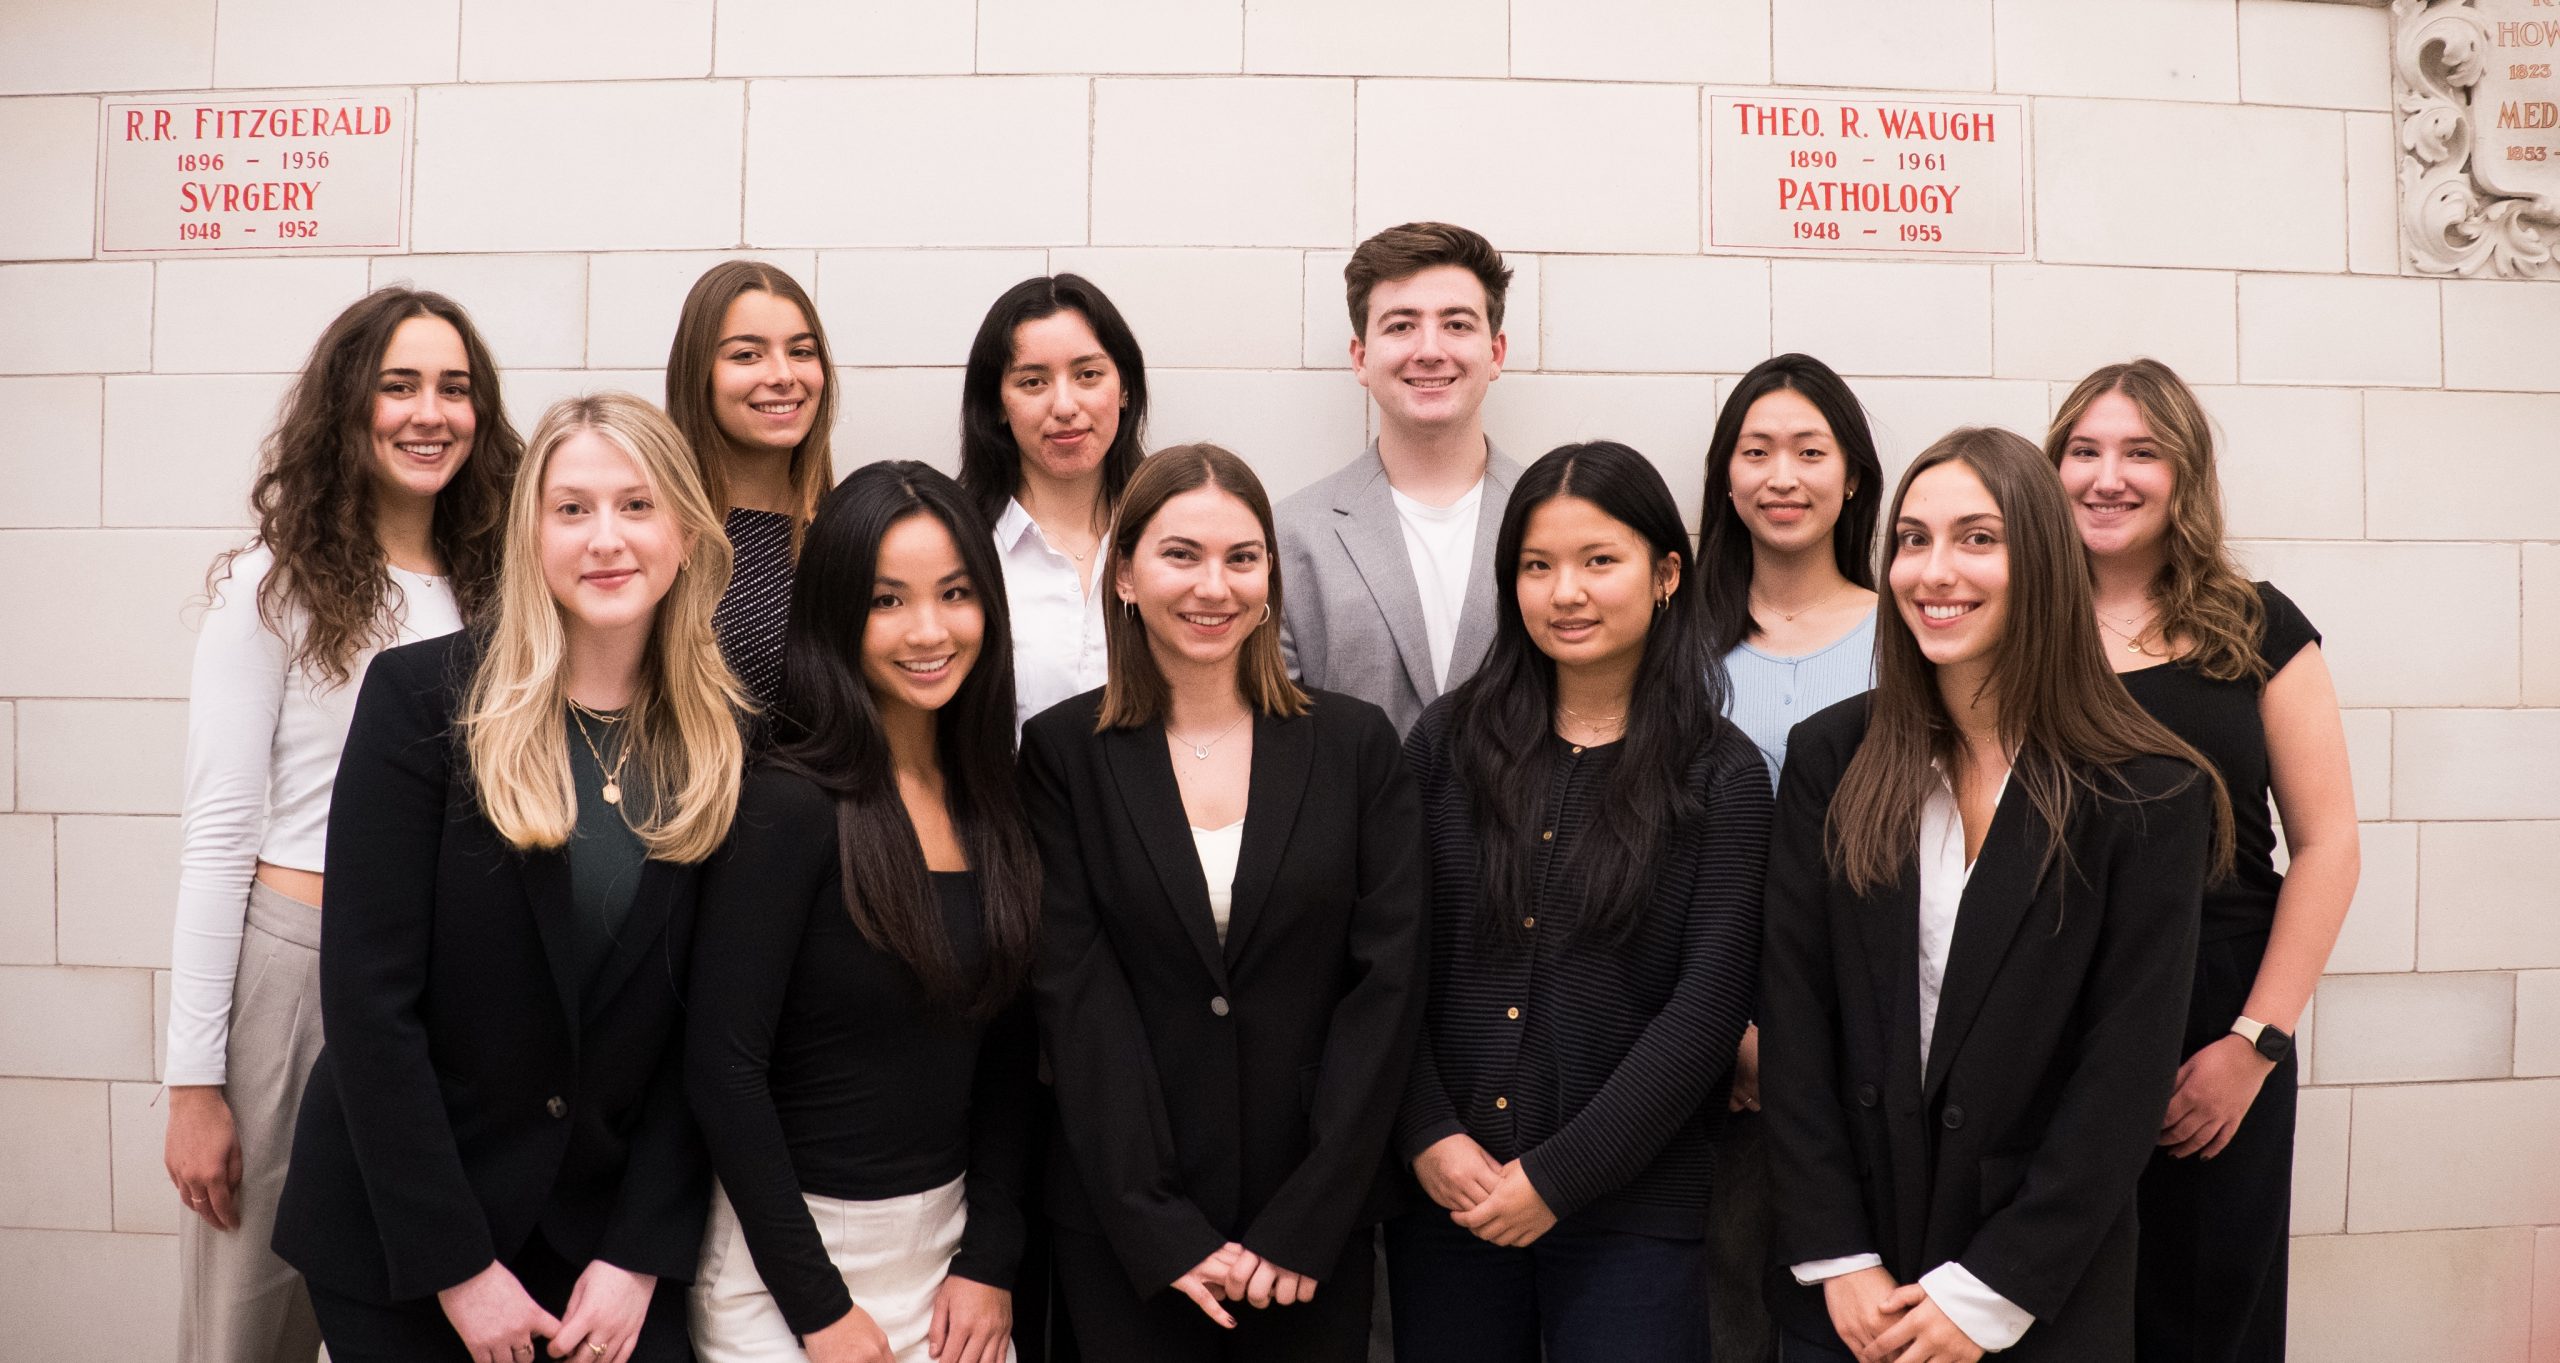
[1708,93,2029,256]
[99,89,410,255]
[2393,0,2560,278]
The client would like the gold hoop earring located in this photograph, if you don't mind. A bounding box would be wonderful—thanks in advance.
[1261,604,1273,627]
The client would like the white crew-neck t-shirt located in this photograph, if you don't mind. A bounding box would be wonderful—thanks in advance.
[1388,478,1484,692]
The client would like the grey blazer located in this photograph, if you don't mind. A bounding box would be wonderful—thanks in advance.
[1276,441,1522,736]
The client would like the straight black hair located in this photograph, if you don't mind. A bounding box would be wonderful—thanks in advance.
[956,274,1151,532]
[771,461,1040,1019]
[1445,441,1727,945]
[1699,353,1885,655]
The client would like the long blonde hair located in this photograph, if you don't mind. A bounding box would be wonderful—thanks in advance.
[463,392,747,863]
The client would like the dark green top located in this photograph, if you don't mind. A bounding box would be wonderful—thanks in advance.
[566,708,649,995]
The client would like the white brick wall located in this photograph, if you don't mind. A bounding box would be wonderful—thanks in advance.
[5,4,2554,1353]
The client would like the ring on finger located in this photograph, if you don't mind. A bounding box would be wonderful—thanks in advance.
[588,1344,609,1357]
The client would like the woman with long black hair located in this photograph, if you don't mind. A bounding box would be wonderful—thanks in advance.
[1389,441,1771,1363]
[1760,427,2232,1363]
[687,462,1039,1363]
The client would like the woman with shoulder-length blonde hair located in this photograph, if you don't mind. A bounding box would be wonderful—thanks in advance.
[667,259,841,707]
[275,391,746,1363]
[1761,427,2232,1363]
[1020,444,1428,1362]
[2047,360,2358,1363]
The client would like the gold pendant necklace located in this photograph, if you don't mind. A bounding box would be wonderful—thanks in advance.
[568,704,634,805]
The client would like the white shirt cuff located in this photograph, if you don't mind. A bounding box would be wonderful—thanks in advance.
[1919,1262,2035,1352]
[1790,1253,1883,1285]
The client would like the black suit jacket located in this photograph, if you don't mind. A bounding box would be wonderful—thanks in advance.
[1019,688,1428,1299]
[273,632,711,1304]
[1760,697,2208,1361]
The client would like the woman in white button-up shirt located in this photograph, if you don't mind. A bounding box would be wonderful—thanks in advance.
[955,274,1152,733]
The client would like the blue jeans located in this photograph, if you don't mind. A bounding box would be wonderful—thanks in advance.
[1385,1207,1707,1363]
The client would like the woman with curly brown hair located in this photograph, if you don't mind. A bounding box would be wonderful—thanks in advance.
[161,287,521,1363]
[2048,361,2359,1363]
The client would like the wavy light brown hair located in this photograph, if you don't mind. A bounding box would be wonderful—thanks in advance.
[1828,427,2232,897]
[213,288,520,686]
[463,393,747,864]
[1344,221,1514,338]
[1097,443,1309,730]
[2046,359,2267,683]
[664,260,839,536]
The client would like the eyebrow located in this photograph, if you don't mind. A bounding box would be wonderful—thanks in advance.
[1739,423,1829,441]
[873,569,971,589]
[1519,540,1627,555]
[717,331,815,348]
[378,367,470,380]
[1009,352,1106,375]
[1897,512,2004,528]
[1156,534,1266,552]
[1376,304,1483,320]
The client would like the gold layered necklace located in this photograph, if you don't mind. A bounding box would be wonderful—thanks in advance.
[567,699,635,806]
[2094,604,2163,656]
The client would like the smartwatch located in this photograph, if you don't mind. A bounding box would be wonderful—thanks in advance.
[2230,1016,2292,1064]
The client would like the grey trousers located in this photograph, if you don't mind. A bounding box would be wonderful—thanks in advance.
[177,882,327,1363]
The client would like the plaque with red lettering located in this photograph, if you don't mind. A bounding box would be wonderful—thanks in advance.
[2472,3,2560,202]
[99,90,410,255]
[1708,94,2028,256]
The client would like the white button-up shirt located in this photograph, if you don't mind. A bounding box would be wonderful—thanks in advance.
[995,498,1110,735]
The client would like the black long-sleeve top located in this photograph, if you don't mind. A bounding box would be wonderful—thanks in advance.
[1394,699,1771,1237]
[688,765,1034,1336]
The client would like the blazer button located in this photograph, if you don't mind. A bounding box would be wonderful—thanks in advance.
[1856,1083,1879,1108]
[545,1096,567,1120]
[1941,1104,1965,1130]
[1209,996,1230,1017]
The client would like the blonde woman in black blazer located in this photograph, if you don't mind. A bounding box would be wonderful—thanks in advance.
[1019,444,1427,1363]
[1759,429,2229,1363]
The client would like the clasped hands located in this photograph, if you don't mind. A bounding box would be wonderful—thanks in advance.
[1412,1132,1558,1247]
[1821,1266,1985,1363]
[1169,1242,1320,1328]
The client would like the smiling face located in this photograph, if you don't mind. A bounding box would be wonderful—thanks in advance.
[1514,493,1678,679]
[1888,460,2011,677]
[1001,309,1124,488]
[2056,389,2175,563]
[861,511,984,721]
[539,430,688,648]
[368,315,478,511]
[1115,483,1271,676]
[709,289,825,462]
[1729,386,1857,557]
[1352,264,1506,438]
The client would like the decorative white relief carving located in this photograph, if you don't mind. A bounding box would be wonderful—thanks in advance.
[2392,0,2560,279]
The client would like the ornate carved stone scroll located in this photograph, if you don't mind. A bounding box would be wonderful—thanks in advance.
[2393,0,2560,279]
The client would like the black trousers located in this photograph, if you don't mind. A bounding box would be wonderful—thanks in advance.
[1052,1225,1376,1363]
[2135,930,2296,1363]
[305,1231,692,1363]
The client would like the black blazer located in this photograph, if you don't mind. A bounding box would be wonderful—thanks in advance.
[1019,688,1428,1299]
[1760,697,2208,1361]
[273,632,711,1305]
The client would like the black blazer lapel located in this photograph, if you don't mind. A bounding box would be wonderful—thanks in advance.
[516,846,585,1040]
[1101,722,1230,988]
[584,860,686,1023]
[1856,862,1928,1113]
[1922,783,2047,1100]
[1220,708,1312,963]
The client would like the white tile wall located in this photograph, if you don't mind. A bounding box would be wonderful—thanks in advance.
[0,265,155,377]
[0,377,105,530]
[54,817,178,971]
[2311,971,2514,1085]
[15,701,188,816]
[2197,385,2363,540]
[2343,111,2401,276]
[1482,373,1724,526]
[1771,0,1993,92]
[2536,1229,2560,1363]
[212,0,459,87]
[2520,972,2560,1079]
[2236,0,2391,111]
[1357,81,1701,254]
[1148,369,1371,502]
[1510,0,1770,84]
[1994,0,2239,103]
[1092,80,1354,248]
[0,967,157,1080]
[1991,264,2238,384]
[713,0,973,76]
[2034,100,2344,272]
[0,1229,178,1360]
[108,1082,174,1234]
[2417,822,2560,971]
[979,0,1240,73]
[2339,709,2390,823]
[2393,709,2560,822]
[1851,377,2052,487]
[152,259,372,376]
[0,98,100,260]
[744,78,1084,248]
[415,82,744,252]
[585,250,818,370]
[1541,256,1769,376]
[2528,543,2560,708]
[1048,249,1307,370]
[0,0,213,95]
[1244,0,1508,77]
[2239,542,2519,709]
[1771,261,1990,378]
[371,255,592,370]
[2236,274,2441,388]
[2348,1079,2560,1233]
[2443,282,2560,393]
[2289,1228,2538,1362]
[0,816,52,965]
[0,1079,112,1230]
[0,533,237,700]
[2290,1085,2350,1235]
[460,0,713,82]
[2323,822,2415,974]
[0,702,13,812]
[815,250,1050,369]
[830,368,967,474]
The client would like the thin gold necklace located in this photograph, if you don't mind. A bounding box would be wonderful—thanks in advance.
[1752,580,1843,623]
[1167,711,1251,761]
[1557,702,1626,733]
[568,705,635,805]
[2094,605,2161,655]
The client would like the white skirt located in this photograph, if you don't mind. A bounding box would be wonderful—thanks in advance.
[690,1176,1013,1363]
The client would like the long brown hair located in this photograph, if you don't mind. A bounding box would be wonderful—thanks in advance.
[1827,427,2232,897]
[1096,444,1309,730]
[2046,359,2266,683]
[213,287,520,685]
[664,260,839,536]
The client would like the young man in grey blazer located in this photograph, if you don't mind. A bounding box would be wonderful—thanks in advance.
[1278,222,1522,737]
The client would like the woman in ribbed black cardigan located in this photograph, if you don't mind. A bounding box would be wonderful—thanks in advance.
[1390,441,1771,1363]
